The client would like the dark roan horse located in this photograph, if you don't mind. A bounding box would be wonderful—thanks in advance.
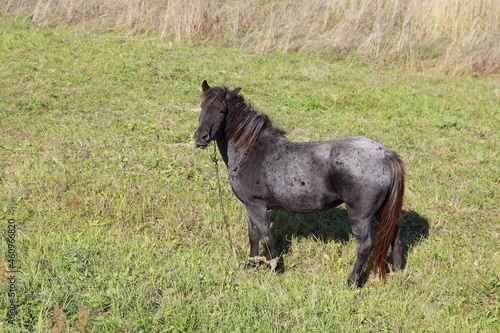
[194,81,405,287]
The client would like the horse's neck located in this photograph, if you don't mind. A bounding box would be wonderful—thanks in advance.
[216,137,247,169]
[217,128,281,170]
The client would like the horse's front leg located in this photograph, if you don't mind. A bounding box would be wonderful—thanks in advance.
[247,214,260,259]
[245,202,276,261]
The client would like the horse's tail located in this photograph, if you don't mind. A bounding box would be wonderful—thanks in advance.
[373,150,405,280]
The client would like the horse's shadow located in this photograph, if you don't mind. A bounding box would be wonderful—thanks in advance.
[269,208,429,274]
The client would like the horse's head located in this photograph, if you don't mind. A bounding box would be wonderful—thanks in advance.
[193,80,241,148]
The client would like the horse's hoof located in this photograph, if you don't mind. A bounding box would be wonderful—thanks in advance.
[246,259,260,269]
[246,256,279,271]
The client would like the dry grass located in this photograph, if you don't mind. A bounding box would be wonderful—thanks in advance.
[46,303,88,332]
[0,255,6,288]
[47,303,66,333]
[2,0,499,75]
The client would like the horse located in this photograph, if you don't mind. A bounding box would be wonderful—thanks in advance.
[194,80,405,287]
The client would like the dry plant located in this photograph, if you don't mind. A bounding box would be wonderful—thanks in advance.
[1,0,498,73]
[46,303,88,333]
[47,303,66,333]
[73,307,88,333]
[0,255,6,287]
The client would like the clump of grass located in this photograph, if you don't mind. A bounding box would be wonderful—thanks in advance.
[2,0,499,76]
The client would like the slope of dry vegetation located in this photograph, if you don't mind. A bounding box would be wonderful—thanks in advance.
[2,0,499,76]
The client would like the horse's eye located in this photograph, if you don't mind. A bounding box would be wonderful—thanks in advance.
[220,109,225,113]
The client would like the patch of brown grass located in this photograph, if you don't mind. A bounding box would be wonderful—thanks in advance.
[74,307,88,333]
[0,255,6,287]
[46,303,88,333]
[47,303,66,333]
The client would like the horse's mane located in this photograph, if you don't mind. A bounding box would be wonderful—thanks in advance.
[202,87,285,152]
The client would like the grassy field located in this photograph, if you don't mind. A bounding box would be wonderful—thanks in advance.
[0,16,499,332]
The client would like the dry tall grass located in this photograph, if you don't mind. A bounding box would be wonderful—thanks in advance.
[2,0,499,75]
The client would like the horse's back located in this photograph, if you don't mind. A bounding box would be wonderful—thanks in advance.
[278,135,393,179]
[327,136,393,178]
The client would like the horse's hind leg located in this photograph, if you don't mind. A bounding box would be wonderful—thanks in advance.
[346,208,373,287]
[391,223,404,271]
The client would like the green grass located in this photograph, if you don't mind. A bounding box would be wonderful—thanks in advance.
[0,17,499,332]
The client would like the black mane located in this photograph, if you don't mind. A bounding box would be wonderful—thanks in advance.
[202,87,285,151]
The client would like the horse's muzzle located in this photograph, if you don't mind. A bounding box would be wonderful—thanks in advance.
[195,142,208,149]
[194,130,210,149]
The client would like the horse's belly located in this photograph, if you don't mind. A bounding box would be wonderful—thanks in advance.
[266,181,341,212]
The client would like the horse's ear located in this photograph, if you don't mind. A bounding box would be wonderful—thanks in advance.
[227,87,242,100]
[202,80,211,91]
